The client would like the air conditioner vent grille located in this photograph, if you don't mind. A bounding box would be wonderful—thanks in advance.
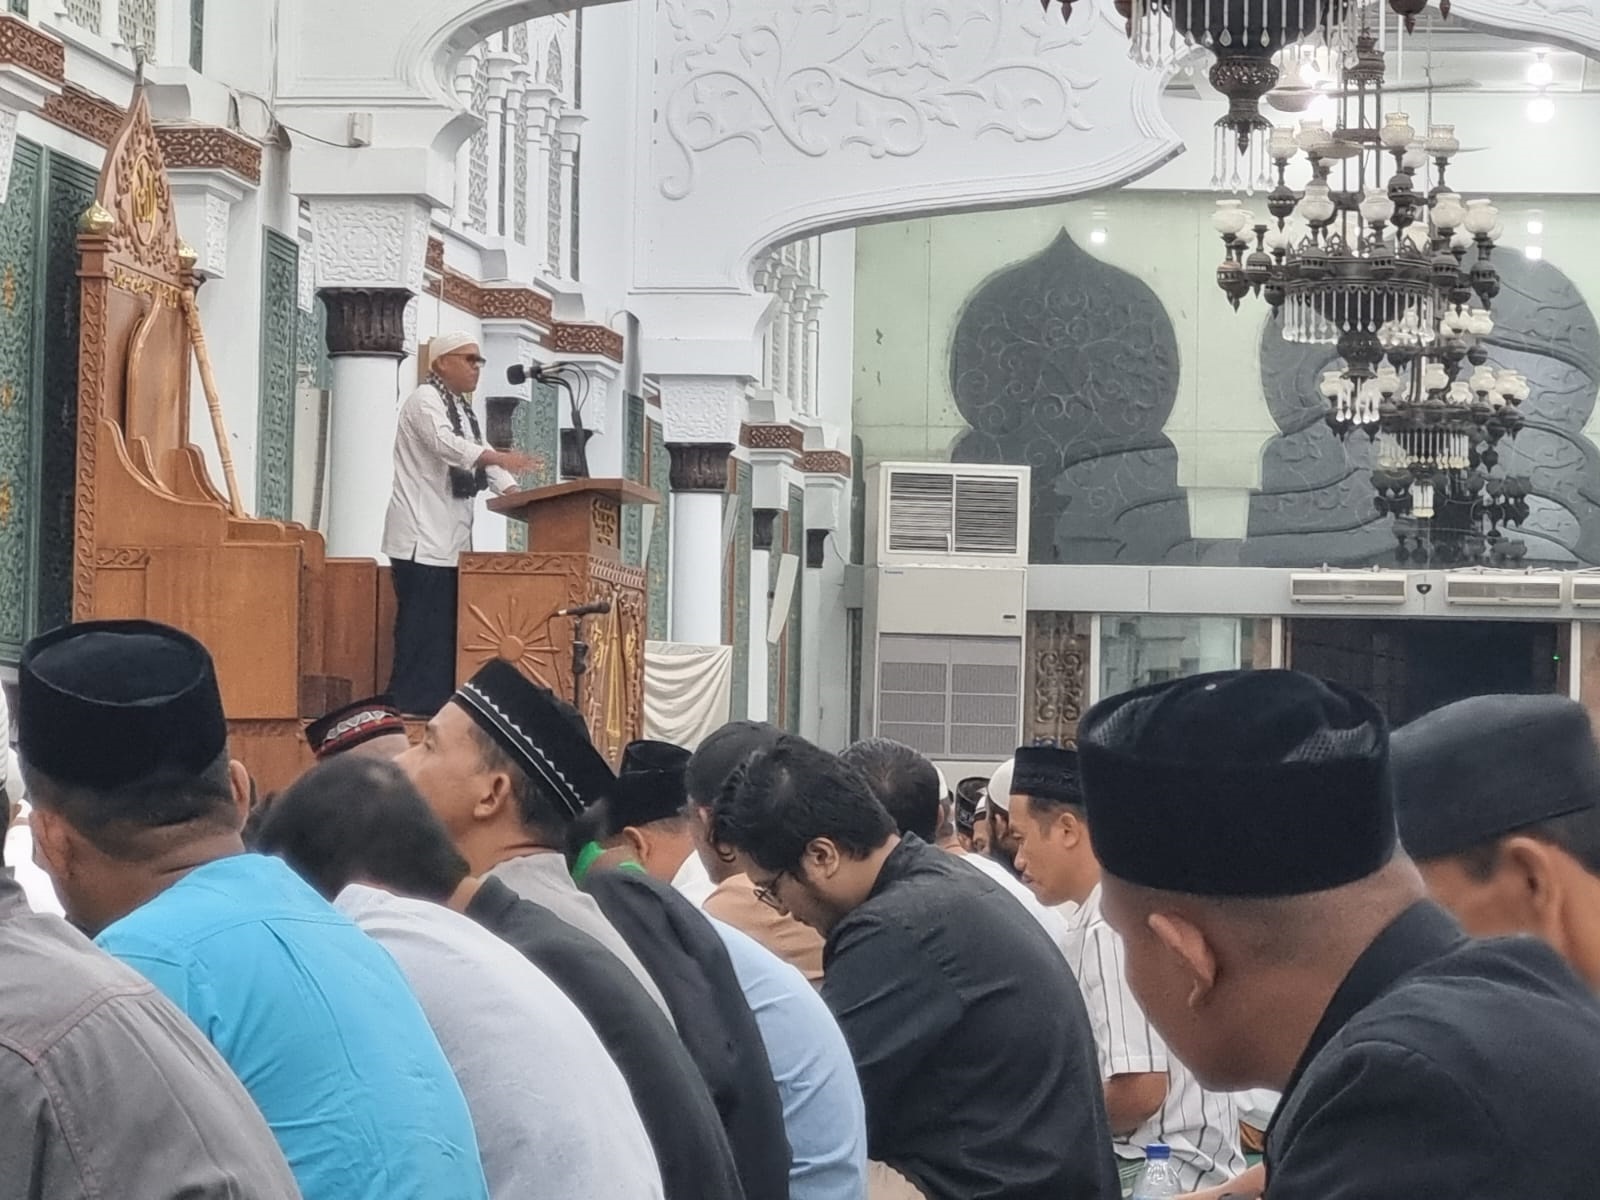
[885,470,1020,557]
[1289,573,1409,604]
[876,634,1020,760]
[1445,575,1562,606]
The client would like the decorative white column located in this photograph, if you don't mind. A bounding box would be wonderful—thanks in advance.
[801,289,827,417]
[311,196,431,559]
[451,48,481,228]
[660,374,747,646]
[483,51,514,239]
[747,508,780,721]
[803,467,850,746]
[523,83,555,262]
[553,110,586,279]
[503,64,528,242]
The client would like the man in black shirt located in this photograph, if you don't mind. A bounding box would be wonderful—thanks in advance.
[1078,670,1600,1200]
[711,734,1118,1200]
[250,754,745,1200]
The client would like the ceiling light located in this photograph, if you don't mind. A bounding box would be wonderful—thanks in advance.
[1527,219,1545,236]
[1528,95,1555,123]
[1089,227,1108,245]
[1528,52,1555,89]
[1526,245,1545,261]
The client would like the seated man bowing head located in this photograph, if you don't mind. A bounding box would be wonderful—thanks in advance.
[1076,670,1600,1200]
[19,620,487,1200]
[254,755,664,1200]
[711,734,1119,1200]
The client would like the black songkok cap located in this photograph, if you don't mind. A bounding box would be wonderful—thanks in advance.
[452,660,615,821]
[608,740,692,832]
[1393,693,1600,862]
[1012,745,1082,805]
[20,620,228,790]
[1078,669,1394,898]
[306,695,406,760]
[685,720,784,807]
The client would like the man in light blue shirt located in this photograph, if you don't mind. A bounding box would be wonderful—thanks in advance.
[711,917,870,1200]
[20,620,489,1200]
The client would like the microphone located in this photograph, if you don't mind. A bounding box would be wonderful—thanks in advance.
[556,600,612,618]
[507,363,532,386]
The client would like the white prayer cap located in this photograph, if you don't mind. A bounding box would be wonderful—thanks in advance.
[430,331,479,358]
[987,759,1014,813]
[936,764,951,802]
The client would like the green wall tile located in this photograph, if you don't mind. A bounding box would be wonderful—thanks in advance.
[646,419,669,640]
[256,229,299,521]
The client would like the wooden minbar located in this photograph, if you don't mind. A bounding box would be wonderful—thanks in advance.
[458,479,657,766]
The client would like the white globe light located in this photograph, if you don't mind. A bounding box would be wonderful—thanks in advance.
[1528,95,1556,124]
[1526,244,1545,261]
[1527,53,1555,89]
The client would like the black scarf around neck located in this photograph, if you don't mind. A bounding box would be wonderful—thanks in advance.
[432,371,489,498]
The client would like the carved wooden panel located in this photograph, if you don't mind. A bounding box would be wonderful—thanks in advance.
[457,550,647,764]
[1025,611,1090,747]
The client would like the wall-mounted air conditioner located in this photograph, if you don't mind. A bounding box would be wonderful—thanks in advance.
[867,463,1030,567]
[1573,576,1600,607]
[1289,571,1410,605]
[1444,572,1563,607]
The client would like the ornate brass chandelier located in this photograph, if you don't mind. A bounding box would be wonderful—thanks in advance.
[1208,30,1530,563]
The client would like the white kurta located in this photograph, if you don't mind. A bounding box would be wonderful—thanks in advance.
[380,383,517,567]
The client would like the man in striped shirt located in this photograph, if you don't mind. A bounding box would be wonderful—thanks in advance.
[1009,744,1246,1195]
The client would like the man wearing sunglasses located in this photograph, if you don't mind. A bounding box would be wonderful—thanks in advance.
[381,332,541,716]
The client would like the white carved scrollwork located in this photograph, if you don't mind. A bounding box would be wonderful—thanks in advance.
[658,0,1098,200]
[658,373,749,444]
[311,197,432,291]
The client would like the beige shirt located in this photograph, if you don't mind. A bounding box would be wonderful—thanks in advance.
[702,872,827,986]
[0,875,300,1199]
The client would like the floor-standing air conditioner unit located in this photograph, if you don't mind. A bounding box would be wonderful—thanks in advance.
[861,463,1031,781]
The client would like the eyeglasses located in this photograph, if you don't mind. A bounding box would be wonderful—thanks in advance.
[442,353,487,367]
[753,870,791,912]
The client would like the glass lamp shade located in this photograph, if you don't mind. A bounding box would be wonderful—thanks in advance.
[1296,120,1333,152]
[1431,192,1466,230]
[1470,366,1498,394]
[1450,228,1475,251]
[1376,363,1402,395]
[1360,188,1396,225]
[1402,225,1430,252]
[1423,362,1450,392]
[1380,113,1415,152]
[1268,126,1299,162]
[1319,369,1348,400]
[1467,308,1494,336]
[1212,199,1252,236]
[1447,381,1473,406]
[1264,226,1291,252]
[1425,124,1461,158]
[1299,183,1336,224]
[1463,199,1499,235]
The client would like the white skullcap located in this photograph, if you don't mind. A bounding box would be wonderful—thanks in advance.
[936,765,951,802]
[430,331,478,358]
[987,759,1014,813]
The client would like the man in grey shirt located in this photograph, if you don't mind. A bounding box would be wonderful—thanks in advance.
[397,659,671,1016]
[0,870,300,1199]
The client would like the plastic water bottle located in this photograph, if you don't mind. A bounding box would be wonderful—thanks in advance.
[1131,1143,1181,1200]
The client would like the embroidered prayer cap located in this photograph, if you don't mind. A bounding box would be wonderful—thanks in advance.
[1393,693,1600,862]
[1078,669,1394,898]
[1011,745,1083,806]
[685,721,785,807]
[20,620,229,790]
[608,740,692,832]
[452,659,615,822]
[306,696,407,761]
[430,331,478,359]
[986,758,1014,813]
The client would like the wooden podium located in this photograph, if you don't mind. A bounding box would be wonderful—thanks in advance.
[458,479,657,765]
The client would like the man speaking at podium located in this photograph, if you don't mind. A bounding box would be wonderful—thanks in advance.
[382,332,540,716]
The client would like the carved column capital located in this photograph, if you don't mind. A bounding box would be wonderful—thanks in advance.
[806,529,829,568]
[321,287,412,358]
[667,442,734,493]
[752,507,782,552]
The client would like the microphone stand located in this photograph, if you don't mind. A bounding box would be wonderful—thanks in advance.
[570,614,591,713]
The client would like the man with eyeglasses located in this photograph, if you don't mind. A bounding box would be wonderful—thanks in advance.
[381,332,541,716]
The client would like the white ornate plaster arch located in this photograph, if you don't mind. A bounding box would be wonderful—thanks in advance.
[1449,0,1600,57]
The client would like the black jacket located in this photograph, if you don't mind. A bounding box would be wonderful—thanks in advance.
[465,876,745,1200]
[583,869,792,1200]
[823,835,1119,1200]
[1266,900,1600,1199]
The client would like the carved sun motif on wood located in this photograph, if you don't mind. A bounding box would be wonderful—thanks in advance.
[464,602,561,687]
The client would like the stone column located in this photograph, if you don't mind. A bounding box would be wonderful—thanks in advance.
[311,196,431,559]
[451,47,481,227]
[802,463,850,746]
[666,442,733,645]
[523,84,555,264]
[483,52,514,239]
[801,289,827,417]
[554,110,586,279]
[321,289,410,557]
[502,64,528,241]
[748,508,781,721]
